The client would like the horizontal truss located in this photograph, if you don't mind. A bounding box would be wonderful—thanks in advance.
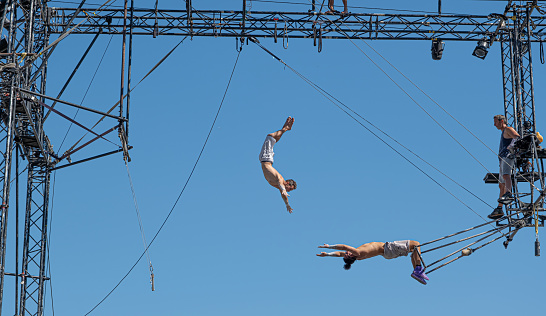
[47,8,546,40]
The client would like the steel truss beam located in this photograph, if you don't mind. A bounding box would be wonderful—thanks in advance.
[499,4,545,240]
[0,0,53,315]
[47,8,546,40]
[19,161,50,316]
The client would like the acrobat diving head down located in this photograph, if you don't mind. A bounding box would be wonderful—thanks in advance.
[343,252,357,270]
[285,179,297,192]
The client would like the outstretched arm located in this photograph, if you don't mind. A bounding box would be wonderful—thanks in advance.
[268,117,294,142]
[279,183,293,214]
[318,244,359,255]
[316,251,345,257]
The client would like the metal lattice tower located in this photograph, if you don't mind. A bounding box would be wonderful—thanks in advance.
[0,0,53,315]
[0,1,545,315]
[496,3,546,247]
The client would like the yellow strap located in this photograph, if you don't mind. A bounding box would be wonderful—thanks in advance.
[18,52,27,65]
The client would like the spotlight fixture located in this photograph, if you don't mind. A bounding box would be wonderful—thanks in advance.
[472,39,490,59]
[431,38,445,60]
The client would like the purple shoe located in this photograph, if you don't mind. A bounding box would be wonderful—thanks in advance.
[411,267,428,285]
[415,266,429,281]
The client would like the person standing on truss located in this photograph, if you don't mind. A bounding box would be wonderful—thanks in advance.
[489,114,520,219]
[259,117,297,214]
[326,0,348,15]
[316,240,429,285]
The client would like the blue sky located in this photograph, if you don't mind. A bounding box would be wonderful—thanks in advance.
[2,0,546,315]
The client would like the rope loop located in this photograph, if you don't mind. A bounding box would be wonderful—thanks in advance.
[236,37,243,52]
[318,27,323,53]
[283,21,289,49]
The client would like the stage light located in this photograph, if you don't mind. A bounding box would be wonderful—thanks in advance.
[472,39,489,59]
[431,38,444,60]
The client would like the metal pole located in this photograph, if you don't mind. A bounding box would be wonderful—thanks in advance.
[525,5,537,134]
[15,145,19,316]
[0,74,18,313]
[127,0,134,138]
[119,0,128,121]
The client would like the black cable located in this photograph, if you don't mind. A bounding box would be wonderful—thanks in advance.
[84,49,242,316]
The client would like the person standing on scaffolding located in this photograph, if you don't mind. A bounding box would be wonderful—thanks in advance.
[259,117,297,214]
[316,240,429,285]
[326,0,348,14]
[488,114,520,219]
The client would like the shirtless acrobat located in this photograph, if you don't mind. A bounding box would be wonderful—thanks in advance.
[317,240,429,284]
[259,117,297,214]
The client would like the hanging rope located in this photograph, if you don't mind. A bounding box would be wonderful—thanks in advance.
[124,160,154,291]
[84,49,243,316]
[283,21,289,49]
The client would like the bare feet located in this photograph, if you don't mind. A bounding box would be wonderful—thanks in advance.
[283,116,294,131]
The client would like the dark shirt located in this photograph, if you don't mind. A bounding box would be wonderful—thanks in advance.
[498,129,512,159]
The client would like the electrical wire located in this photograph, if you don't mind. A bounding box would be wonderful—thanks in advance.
[84,48,243,316]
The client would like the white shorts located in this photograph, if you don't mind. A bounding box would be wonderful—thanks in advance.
[259,135,276,163]
[382,240,411,259]
[499,157,515,183]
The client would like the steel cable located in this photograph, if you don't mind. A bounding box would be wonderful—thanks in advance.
[83,48,242,316]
